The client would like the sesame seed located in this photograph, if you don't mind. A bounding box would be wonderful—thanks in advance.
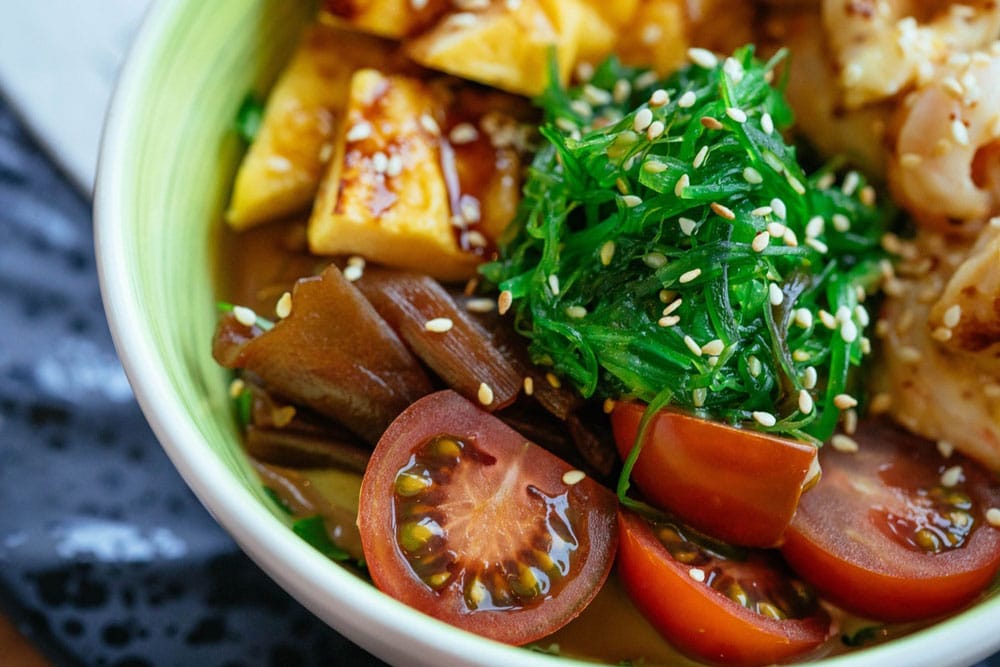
[562,469,587,485]
[565,305,588,319]
[770,198,787,220]
[425,317,454,333]
[692,387,707,407]
[841,320,859,343]
[805,216,824,238]
[346,122,372,142]
[726,107,747,123]
[798,389,814,414]
[675,174,690,197]
[761,112,774,135]
[794,308,813,329]
[765,283,783,306]
[683,335,703,356]
[523,376,534,395]
[548,274,560,295]
[663,298,683,315]
[228,378,245,398]
[817,310,836,329]
[575,61,595,82]
[700,117,724,130]
[633,108,653,132]
[936,440,954,458]
[233,306,257,327]
[477,382,495,406]
[783,228,799,246]
[951,118,970,146]
[419,114,440,135]
[688,567,706,582]
[723,57,744,84]
[615,177,629,195]
[767,222,787,238]
[613,79,632,104]
[898,346,921,363]
[688,47,718,69]
[569,99,593,119]
[466,230,488,248]
[711,202,735,220]
[943,304,962,328]
[834,393,858,410]
[835,305,852,323]
[743,167,763,184]
[678,91,697,108]
[831,434,859,453]
[940,465,963,488]
[792,349,811,362]
[860,185,876,206]
[448,12,478,27]
[859,336,872,354]
[752,411,777,427]
[411,0,428,8]
[275,292,292,319]
[842,171,860,196]
[636,71,659,89]
[647,120,666,140]
[802,366,818,389]
[583,83,612,106]
[343,264,364,282]
[449,122,479,144]
[932,326,953,342]
[748,355,762,377]
[679,268,702,283]
[546,372,562,388]
[465,297,495,313]
[679,217,697,235]
[899,153,922,168]
[694,146,709,168]
[498,290,513,315]
[649,89,669,107]
[751,206,772,217]
[751,231,769,252]
[786,174,807,195]
[702,339,725,356]
[600,240,615,266]
[986,508,1000,528]
[371,151,389,174]
[643,252,667,268]
[622,194,643,208]
[806,238,829,254]
[854,305,870,327]
[832,214,851,232]
[658,315,680,327]
[385,154,404,177]
[644,159,667,173]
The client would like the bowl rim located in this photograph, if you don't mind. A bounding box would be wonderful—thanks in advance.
[92,2,1000,666]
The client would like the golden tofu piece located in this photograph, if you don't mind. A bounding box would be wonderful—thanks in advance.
[574,0,640,65]
[322,0,449,39]
[405,0,584,96]
[309,70,481,281]
[226,23,399,230]
[614,0,688,76]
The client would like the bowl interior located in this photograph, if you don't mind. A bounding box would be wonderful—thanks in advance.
[94,2,1000,666]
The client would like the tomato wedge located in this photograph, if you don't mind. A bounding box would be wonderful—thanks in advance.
[358,390,618,645]
[612,402,819,547]
[617,509,830,666]
[781,419,1000,622]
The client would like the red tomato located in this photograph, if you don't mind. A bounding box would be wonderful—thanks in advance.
[358,390,618,645]
[612,402,819,547]
[617,509,830,666]
[781,419,1000,622]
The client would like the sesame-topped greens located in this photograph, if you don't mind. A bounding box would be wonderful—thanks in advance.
[482,46,888,447]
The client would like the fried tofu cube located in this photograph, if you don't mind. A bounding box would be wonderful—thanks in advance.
[322,0,449,39]
[614,0,688,76]
[309,70,480,281]
[574,0,640,65]
[405,0,584,96]
[226,23,401,229]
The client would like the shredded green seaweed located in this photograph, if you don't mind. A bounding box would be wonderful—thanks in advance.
[482,47,888,445]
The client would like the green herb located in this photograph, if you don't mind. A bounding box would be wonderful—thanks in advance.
[234,379,253,428]
[263,486,293,515]
[235,93,265,143]
[292,516,351,562]
[483,48,888,445]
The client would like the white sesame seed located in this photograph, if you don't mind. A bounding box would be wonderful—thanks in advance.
[770,198,787,220]
[932,326,953,342]
[761,112,774,135]
[692,387,707,407]
[689,567,706,582]
[679,217,697,236]
[523,376,534,395]
[841,320,859,343]
[743,167,763,184]
[748,355,762,377]
[859,336,872,354]
[275,292,292,319]
[986,508,1000,528]
[228,378,245,398]
[842,171,860,196]
[371,151,389,173]
[465,297,495,313]
[425,317,454,333]
[613,79,632,104]
[411,0,428,8]
[711,202,735,220]
[548,274,560,295]
[343,264,364,282]
[833,393,858,410]
[679,268,702,284]
[419,114,440,135]
[477,382,495,406]
[636,71,658,88]
[678,91,697,108]
[658,315,680,327]
[802,366,818,389]
[943,304,962,328]
[752,411,777,427]
[688,47,718,69]
[644,252,667,268]
[663,298,683,315]
[498,290,513,315]
[806,238,829,254]
[751,231,769,252]
[768,282,784,306]
[266,155,292,173]
[694,146,709,168]
[683,335,702,356]
[805,216,824,238]
[854,305,870,327]
[726,107,747,123]
[447,12,478,27]
[835,305,852,323]
[898,345,921,363]
[575,61,594,82]
[794,308,813,329]
[751,206,772,217]
[792,349,811,362]
[649,89,669,107]
[940,465,963,488]
[786,174,807,195]
[647,120,666,141]
[798,389,814,414]
[644,159,667,173]
[600,240,615,266]
[565,305,588,319]
[674,173,690,197]
[937,440,954,458]
[562,469,587,485]
[767,222,787,238]
[346,122,372,142]
[831,434,859,453]
[385,154,404,177]
[817,310,836,330]
[570,99,593,119]
[783,228,799,247]
[583,83,612,106]
[701,339,724,356]
[633,108,654,132]
[723,57,744,84]
[832,214,851,232]
[622,195,643,208]
[449,122,479,145]
[233,306,257,327]
[952,118,970,146]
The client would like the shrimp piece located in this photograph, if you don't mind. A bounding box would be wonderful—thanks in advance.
[888,51,1000,233]
[823,0,1000,108]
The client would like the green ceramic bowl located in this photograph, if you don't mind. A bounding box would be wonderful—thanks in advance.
[94,1,1000,665]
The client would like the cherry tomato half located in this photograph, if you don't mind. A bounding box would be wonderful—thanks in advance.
[782,419,1000,622]
[617,509,830,666]
[358,390,618,645]
[612,402,819,547]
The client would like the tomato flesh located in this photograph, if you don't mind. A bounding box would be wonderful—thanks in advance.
[359,390,618,645]
[612,402,818,547]
[617,509,830,666]
[781,419,1000,622]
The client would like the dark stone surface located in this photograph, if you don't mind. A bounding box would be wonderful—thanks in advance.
[0,98,385,667]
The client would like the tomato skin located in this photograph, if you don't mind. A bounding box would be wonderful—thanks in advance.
[358,390,618,645]
[612,402,818,547]
[781,419,1000,622]
[617,509,830,666]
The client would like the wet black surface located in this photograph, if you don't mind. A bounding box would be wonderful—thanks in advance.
[0,99,386,666]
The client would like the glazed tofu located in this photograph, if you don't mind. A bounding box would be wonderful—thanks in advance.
[614,0,688,76]
[573,0,639,65]
[225,22,401,230]
[310,70,522,281]
[322,0,449,39]
[405,0,584,96]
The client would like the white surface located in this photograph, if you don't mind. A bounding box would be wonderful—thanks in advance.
[0,0,151,195]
